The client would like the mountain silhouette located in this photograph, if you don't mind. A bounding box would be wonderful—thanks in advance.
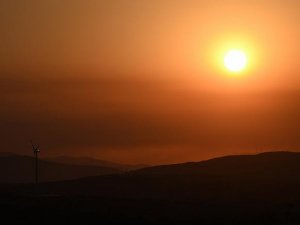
[4,151,300,200]
[131,151,300,178]
[0,153,121,183]
[1,151,300,225]
[45,156,148,171]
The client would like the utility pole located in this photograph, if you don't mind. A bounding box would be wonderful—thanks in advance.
[31,140,40,184]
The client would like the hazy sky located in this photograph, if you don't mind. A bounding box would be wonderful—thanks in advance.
[1,0,300,164]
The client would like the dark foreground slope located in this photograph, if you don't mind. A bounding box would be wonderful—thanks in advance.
[0,154,121,183]
[1,151,300,225]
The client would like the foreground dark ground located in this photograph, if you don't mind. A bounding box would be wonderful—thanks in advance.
[1,151,300,225]
[0,195,299,225]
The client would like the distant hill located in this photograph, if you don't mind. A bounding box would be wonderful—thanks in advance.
[45,156,148,171]
[131,151,300,178]
[11,151,300,201]
[0,154,122,183]
[2,151,300,225]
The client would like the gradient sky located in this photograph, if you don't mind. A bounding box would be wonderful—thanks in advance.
[1,0,300,164]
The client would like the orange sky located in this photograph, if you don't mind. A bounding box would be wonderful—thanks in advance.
[0,0,300,164]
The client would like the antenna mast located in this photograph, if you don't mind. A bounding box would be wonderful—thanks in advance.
[31,140,40,184]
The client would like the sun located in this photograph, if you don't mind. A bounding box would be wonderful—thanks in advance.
[224,50,247,73]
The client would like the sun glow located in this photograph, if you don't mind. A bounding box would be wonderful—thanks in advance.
[224,50,247,73]
[204,35,260,78]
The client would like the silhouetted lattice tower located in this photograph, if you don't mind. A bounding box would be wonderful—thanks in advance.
[31,140,40,184]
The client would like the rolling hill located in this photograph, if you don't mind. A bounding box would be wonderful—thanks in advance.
[0,154,122,183]
[1,151,300,225]
[4,151,300,200]
[131,151,300,178]
[45,156,148,171]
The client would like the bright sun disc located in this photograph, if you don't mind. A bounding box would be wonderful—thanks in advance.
[224,50,247,72]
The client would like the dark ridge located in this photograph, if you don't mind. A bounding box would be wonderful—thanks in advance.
[0,154,122,183]
[44,155,149,171]
[1,151,300,225]
[130,151,300,176]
